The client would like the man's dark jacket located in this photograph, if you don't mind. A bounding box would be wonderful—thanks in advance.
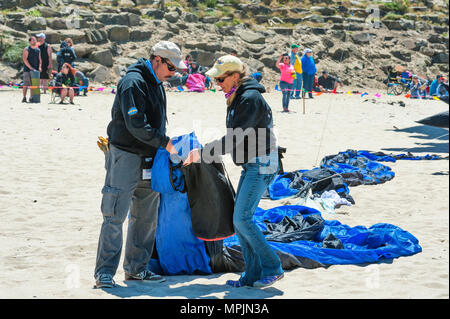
[107,58,170,159]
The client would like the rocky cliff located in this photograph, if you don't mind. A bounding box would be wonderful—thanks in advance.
[0,0,449,89]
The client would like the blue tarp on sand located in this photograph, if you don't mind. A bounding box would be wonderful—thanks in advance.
[268,150,444,200]
[224,205,422,265]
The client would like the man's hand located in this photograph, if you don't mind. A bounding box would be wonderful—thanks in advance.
[183,149,201,166]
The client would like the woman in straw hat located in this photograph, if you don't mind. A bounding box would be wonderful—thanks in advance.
[183,55,284,288]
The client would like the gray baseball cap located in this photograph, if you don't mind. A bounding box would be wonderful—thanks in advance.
[151,41,186,69]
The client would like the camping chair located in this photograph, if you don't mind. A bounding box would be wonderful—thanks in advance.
[386,71,411,95]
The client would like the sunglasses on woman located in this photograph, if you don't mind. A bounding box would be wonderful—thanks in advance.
[215,73,234,83]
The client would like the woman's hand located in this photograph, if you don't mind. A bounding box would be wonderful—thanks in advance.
[183,149,201,166]
[165,139,177,155]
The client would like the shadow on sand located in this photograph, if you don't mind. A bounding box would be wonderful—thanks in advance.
[98,273,284,299]
[384,125,449,154]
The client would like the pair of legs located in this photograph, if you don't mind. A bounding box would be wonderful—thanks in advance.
[302,73,315,98]
[94,145,161,280]
[231,154,283,287]
[290,73,303,99]
[320,81,342,93]
[60,88,75,104]
[22,72,31,102]
[40,68,50,94]
[279,80,293,112]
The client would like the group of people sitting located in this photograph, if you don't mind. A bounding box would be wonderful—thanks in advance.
[166,50,263,93]
[410,74,449,99]
[164,54,212,92]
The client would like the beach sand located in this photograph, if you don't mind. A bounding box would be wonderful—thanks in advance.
[0,87,448,299]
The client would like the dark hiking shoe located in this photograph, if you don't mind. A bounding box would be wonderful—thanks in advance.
[95,273,116,289]
[124,270,166,283]
[22,97,27,103]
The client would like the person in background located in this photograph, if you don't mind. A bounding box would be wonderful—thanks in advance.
[54,63,76,104]
[56,39,76,71]
[410,75,426,99]
[184,54,193,74]
[65,63,89,96]
[289,44,303,99]
[65,38,76,67]
[313,75,321,92]
[22,36,41,103]
[301,48,317,99]
[317,70,343,93]
[437,78,449,97]
[184,55,284,288]
[429,75,444,96]
[36,33,52,94]
[276,53,296,113]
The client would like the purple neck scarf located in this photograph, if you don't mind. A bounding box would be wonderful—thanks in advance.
[225,86,237,99]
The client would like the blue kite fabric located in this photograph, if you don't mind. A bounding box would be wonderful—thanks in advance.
[148,133,214,276]
[268,149,446,200]
[223,205,422,266]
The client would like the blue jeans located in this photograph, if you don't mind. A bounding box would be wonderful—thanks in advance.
[233,152,283,286]
[81,77,89,95]
[303,73,314,98]
[291,73,303,98]
[279,81,293,110]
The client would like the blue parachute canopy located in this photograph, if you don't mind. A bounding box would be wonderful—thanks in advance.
[149,133,213,275]
[223,205,422,265]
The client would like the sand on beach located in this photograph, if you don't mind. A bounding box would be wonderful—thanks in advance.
[0,87,448,299]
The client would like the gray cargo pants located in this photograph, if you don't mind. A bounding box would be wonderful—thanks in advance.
[94,144,160,278]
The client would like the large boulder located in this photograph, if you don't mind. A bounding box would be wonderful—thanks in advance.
[47,18,69,30]
[391,50,412,62]
[95,13,129,26]
[420,46,435,57]
[106,25,130,42]
[165,11,180,23]
[130,29,152,41]
[270,27,294,36]
[23,17,47,31]
[86,29,108,44]
[88,65,111,83]
[39,7,61,18]
[90,49,114,67]
[350,32,372,44]
[191,50,216,67]
[142,9,165,20]
[239,30,265,44]
[18,0,40,8]
[0,63,19,85]
[74,44,97,58]
[432,53,449,64]
[311,6,336,16]
[60,30,87,44]
[330,48,350,61]
[184,12,198,23]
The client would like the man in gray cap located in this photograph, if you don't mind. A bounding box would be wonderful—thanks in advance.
[94,41,186,289]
